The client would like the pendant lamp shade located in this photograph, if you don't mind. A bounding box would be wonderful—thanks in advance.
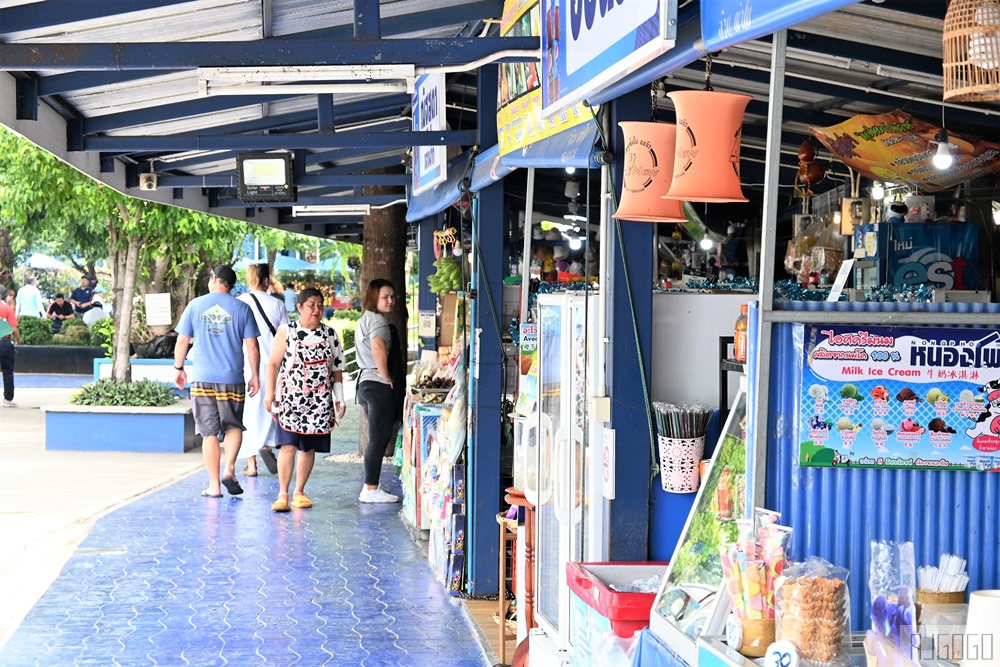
[663,90,752,203]
[613,122,687,222]
[944,0,1000,102]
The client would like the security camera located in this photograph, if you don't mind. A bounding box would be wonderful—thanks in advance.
[139,174,158,191]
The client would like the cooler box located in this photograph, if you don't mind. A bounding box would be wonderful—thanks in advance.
[567,562,669,666]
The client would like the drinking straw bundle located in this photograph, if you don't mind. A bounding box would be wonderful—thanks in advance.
[652,402,713,439]
[718,508,793,619]
[918,553,968,593]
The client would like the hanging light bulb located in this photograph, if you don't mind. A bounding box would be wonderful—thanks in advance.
[699,237,714,250]
[565,166,576,175]
[871,182,885,200]
[932,128,956,170]
[569,237,582,250]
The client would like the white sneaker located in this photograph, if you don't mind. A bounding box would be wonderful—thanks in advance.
[359,487,400,504]
[1,399,14,408]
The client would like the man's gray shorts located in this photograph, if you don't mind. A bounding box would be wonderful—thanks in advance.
[190,382,246,436]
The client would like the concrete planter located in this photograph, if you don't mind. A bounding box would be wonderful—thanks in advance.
[17,345,106,375]
[43,401,200,453]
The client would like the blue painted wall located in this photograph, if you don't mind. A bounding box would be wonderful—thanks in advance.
[46,411,197,453]
[763,301,1000,628]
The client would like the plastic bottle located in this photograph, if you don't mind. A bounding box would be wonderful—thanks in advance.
[734,304,749,363]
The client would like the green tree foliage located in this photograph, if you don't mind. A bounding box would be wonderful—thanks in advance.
[0,126,250,383]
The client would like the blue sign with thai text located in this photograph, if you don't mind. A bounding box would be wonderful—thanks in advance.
[799,324,1000,472]
[699,0,858,52]
[540,0,676,118]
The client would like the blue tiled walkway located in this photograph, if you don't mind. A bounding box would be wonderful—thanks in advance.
[0,417,490,667]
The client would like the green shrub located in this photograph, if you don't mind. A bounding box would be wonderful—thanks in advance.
[90,318,114,355]
[18,316,53,345]
[53,318,91,345]
[340,325,357,375]
[328,309,362,321]
[70,378,177,407]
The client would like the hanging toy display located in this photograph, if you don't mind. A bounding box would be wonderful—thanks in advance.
[427,227,464,294]
[794,140,826,198]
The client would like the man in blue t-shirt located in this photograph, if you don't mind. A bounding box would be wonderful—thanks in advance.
[174,265,261,498]
[70,275,95,315]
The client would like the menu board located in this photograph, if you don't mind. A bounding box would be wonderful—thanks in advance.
[800,324,1000,471]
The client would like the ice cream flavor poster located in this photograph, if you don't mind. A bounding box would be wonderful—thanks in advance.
[799,324,1000,471]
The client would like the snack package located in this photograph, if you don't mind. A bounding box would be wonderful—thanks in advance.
[775,556,852,667]
[866,541,918,665]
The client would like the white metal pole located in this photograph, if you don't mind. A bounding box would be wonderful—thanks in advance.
[519,167,536,325]
[750,29,786,510]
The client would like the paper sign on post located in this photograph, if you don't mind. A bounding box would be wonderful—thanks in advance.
[826,259,855,303]
[144,293,172,327]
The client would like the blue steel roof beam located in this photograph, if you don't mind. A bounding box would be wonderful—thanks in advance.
[81,92,409,136]
[156,173,409,188]
[215,195,402,208]
[317,155,404,173]
[82,130,476,152]
[15,75,38,121]
[0,38,540,70]
[318,94,335,133]
[33,3,505,96]
[783,32,941,80]
[354,0,380,39]
[0,0,200,33]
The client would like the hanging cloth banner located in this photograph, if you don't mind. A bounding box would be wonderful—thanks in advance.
[811,110,1000,192]
[498,0,595,156]
[698,0,858,52]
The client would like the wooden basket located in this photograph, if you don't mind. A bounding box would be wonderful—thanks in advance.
[944,0,1000,102]
[738,618,775,658]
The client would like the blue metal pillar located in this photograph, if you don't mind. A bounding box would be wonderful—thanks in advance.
[466,63,503,595]
[418,214,439,352]
[607,87,654,561]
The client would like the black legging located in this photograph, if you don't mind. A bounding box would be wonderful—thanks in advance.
[0,339,14,402]
[357,380,399,486]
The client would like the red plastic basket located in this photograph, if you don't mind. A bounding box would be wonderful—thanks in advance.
[566,561,669,638]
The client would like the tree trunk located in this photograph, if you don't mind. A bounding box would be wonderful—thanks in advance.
[110,204,144,384]
[0,227,14,276]
[358,165,408,457]
[268,247,279,282]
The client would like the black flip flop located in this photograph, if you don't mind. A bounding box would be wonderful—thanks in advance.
[201,490,223,498]
[221,476,244,496]
[259,447,278,475]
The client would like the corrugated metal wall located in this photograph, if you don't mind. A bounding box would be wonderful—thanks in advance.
[763,301,1000,629]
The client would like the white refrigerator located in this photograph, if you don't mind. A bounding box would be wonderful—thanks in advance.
[527,292,608,660]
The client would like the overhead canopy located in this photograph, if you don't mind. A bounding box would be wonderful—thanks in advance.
[0,1,996,233]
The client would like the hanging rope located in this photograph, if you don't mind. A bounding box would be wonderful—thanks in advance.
[704,53,715,92]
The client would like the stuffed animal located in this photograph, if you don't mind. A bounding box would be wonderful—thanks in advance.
[533,245,558,282]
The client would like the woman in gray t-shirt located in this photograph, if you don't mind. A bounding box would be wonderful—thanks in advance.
[355,278,405,503]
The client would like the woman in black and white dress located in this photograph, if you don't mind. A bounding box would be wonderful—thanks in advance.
[263,288,346,512]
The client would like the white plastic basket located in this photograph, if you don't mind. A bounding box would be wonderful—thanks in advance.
[657,435,705,493]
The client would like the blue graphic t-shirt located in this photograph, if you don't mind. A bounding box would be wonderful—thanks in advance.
[177,292,260,384]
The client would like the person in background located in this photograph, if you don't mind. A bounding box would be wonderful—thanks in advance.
[70,275,95,316]
[15,276,44,318]
[282,281,297,312]
[5,289,15,309]
[47,293,75,332]
[263,288,346,511]
[0,297,22,407]
[237,263,289,478]
[323,296,335,320]
[82,299,111,327]
[173,265,261,498]
[354,278,405,503]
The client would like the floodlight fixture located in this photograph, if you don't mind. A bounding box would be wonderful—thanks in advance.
[237,152,295,202]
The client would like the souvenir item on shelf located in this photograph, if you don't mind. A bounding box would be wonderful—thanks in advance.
[775,557,852,666]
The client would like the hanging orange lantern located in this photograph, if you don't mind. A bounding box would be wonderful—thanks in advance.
[614,122,687,222]
[663,90,752,203]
